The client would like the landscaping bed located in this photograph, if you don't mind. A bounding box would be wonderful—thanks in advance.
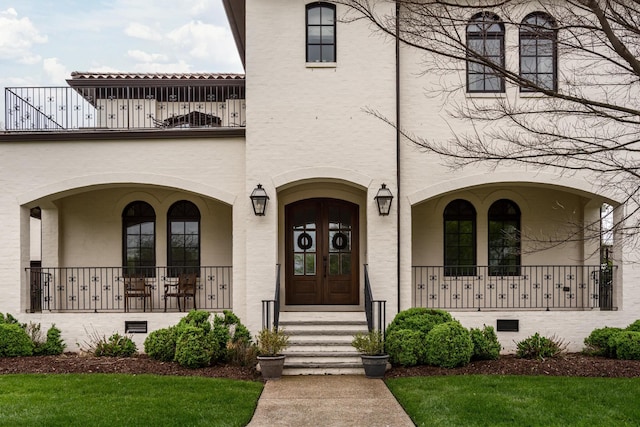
[1,352,639,380]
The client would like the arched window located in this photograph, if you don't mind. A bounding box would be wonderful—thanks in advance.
[520,12,557,91]
[168,200,201,276]
[444,199,477,276]
[467,12,505,93]
[306,2,336,62]
[123,201,156,277]
[488,199,521,276]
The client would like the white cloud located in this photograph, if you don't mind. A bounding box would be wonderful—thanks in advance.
[127,50,169,63]
[167,20,240,68]
[43,58,69,84]
[124,22,162,41]
[0,8,47,63]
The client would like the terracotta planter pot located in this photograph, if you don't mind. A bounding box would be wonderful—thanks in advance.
[361,354,389,379]
[257,355,286,380]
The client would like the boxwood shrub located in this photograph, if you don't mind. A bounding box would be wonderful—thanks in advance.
[144,326,179,362]
[0,323,34,357]
[174,325,218,368]
[584,327,623,357]
[385,329,426,366]
[470,325,501,361]
[385,308,453,337]
[424,321,473,368]
[610,330,640,360]
[626,320,640,332]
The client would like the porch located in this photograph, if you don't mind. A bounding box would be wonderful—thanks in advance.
[412,265,614,311]
[26,266,232,313]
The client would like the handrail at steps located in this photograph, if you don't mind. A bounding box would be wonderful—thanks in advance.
[261,264,281,330]
[364,264,386,338]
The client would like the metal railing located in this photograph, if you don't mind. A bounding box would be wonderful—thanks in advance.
[26,266,232,313]
[412,265,614,311]
[262,264,281,330]
[5,85,245,131]
[364,264,387,336]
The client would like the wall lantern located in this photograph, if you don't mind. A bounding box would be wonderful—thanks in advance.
[374,183,393,216]
[250,184,269,216]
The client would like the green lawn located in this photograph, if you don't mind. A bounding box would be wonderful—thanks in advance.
[0,374,263,427]
[387,375,640,426]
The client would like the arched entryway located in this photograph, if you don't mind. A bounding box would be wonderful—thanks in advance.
[285,198,359,305]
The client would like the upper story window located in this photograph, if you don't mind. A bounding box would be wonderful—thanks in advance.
[520,12,557,92]
[168,200,201,276]
[444,199,477,276]
[123,201,156,277]
[488,199,521,276]
[466,12,505,93]
[306,2,336,63]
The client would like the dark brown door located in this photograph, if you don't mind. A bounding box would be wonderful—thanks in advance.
[285,198,359,305]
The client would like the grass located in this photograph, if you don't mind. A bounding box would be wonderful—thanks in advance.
[0,374,263,427]
[387,375,640,426]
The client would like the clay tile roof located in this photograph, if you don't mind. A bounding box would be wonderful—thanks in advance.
[69,72,245,80]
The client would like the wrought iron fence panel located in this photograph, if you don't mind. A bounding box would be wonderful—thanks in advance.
[413,265,614,310]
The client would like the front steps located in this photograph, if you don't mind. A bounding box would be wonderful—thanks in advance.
[278,311,368,375]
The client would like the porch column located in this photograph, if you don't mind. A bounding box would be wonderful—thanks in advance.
[40,205,60,267]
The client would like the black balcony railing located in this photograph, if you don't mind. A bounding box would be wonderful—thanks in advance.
[26,266,232,313]
[5,85,245,131]
[412,265,614,311]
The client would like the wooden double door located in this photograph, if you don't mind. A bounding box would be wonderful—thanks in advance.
[285,198,359,305]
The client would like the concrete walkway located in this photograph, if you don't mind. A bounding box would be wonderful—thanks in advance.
[247,376,415,427]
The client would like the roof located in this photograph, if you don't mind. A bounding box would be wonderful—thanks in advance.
[69,72,245,80]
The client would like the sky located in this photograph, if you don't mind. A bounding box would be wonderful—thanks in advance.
[0,0,243,127]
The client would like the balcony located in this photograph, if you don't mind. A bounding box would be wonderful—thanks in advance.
[412,265,614,311]
[26,266,232,313]
[4,77,245,133]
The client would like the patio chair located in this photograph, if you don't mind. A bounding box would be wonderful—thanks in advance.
[124,275,152,312]
[164,273,198,312]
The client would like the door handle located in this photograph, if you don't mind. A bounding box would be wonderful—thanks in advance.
[323,256,327,278]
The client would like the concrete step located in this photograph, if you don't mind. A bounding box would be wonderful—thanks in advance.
[277,311,369,375]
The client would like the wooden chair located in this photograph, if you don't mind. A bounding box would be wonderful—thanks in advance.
[164,273,198,312]
[124,275,152,312]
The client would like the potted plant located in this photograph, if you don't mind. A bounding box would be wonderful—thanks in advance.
[352,329,389,379]
[256,327,289,380]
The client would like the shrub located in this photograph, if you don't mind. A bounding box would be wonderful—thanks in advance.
[626,320,640,332]
[584,327,623,357]
[424,321,473,368]
[177,310,212,333]
[352,330,385,355]
[516,333,566,360]
[144,327,178,362]
[256,328,289,356]
[470,325,501,361]
[0,323,33,357]
[38,325,65,356]
[92,332,137,357]
[385,308,453,337]
[212,310,252,362]
[227,339,258,367]
[174,325,218,368]
[385,329,426,366]
[0,313,24,327]
[610,331,640,360]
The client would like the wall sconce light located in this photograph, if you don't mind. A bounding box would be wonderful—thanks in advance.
[374,183,393,216]
[250,184,269,216]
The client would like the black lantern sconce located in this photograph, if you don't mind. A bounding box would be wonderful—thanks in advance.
[250,184,269,216]
[374,183,393,216]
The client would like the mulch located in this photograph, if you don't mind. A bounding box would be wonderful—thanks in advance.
[1,352,639,380]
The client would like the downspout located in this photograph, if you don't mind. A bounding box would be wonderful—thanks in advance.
[396,1,402,314]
